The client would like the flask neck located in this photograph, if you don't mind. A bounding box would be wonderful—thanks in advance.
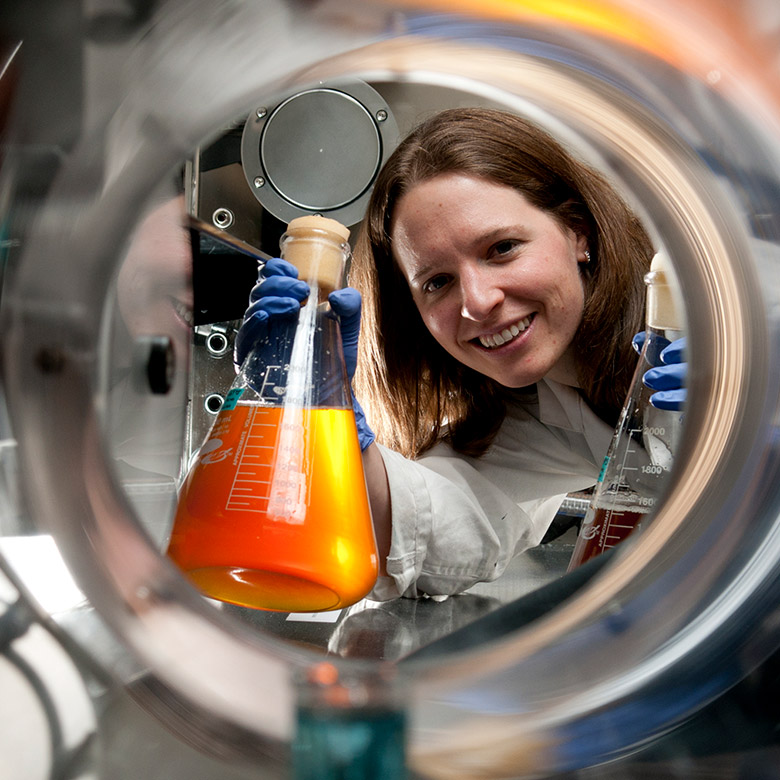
[646,280,683,331]
[280,218,350,297]
[644,256,684,331]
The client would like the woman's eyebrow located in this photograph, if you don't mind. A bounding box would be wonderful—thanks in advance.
[410,262,438,285]
[477,224,527,244]
[406,223,528,284]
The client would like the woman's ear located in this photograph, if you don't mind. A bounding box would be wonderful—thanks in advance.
[575,232,590,264]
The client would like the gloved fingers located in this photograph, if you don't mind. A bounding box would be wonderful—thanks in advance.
[260,257,299,279]
[660,336,687,365]
[249,275,309,303]
[642,336,687,411]
[244,295,302,319]
[649,388,687,411]
[329,287,362,319]
[329,288,362,342]
[329,287,362,381]
[632,330,673,362]
[352,395,376,451]
[234,297,303,368]
[234,310,269,368]
[643,362,687,391]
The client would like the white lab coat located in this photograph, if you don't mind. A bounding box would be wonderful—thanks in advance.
[370,378,615,600]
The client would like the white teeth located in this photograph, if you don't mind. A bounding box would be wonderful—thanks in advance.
[172,297,194,327]
[478,316,532,349]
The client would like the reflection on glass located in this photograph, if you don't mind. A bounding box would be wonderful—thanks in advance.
[106,192,192,546]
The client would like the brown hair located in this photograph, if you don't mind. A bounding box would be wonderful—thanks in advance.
[351,108,653,458]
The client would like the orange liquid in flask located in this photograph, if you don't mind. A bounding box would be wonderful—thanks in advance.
[167,401,378,612]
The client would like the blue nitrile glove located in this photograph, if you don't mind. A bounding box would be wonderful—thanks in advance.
[234,258,376,450]
[632,332,687,412]
[233,257,308,367]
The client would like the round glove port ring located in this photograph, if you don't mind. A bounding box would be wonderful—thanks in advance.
[2,3,780,777]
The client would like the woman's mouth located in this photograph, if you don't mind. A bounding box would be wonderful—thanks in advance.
[477,315,534,349]
[170,296,194,328]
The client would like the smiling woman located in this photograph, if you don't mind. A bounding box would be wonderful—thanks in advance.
[390,172,588,391]
[117,194,194,358]
[342,107,661,598]
[353,108,653,461]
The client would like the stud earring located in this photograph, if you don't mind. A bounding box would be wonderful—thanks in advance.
[584,249,591,263]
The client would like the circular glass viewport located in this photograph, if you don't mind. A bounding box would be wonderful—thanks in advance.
[3,3,780,779]
[261,89,381,210]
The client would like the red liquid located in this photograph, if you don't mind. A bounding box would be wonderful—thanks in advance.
[568,505,649,569]
[167,402,378,612]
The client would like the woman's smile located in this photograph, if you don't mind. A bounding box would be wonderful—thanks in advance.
[391,173,588,388]
[474,313,535,350]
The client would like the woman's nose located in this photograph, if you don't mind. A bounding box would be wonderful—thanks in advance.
[459,267,503,321]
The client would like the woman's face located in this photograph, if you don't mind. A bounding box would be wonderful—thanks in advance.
[391,173,588,388]
[118,196,193,352]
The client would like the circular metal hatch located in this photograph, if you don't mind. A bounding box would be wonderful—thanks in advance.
[242,81,398,226]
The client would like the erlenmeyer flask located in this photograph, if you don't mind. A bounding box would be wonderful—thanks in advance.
[568,252,685,570]
[167,216,378,612]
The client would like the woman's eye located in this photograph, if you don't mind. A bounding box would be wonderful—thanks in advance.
[490,239,522,258]
[422,274,450,294]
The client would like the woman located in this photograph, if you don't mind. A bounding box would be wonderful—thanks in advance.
[237,108,684,600]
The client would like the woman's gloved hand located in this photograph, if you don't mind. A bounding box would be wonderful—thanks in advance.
[234,258,376,450]
[233,258,307,367]
[632,332,687,411]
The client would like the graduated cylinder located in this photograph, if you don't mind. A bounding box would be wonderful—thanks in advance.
[167,216,378,612]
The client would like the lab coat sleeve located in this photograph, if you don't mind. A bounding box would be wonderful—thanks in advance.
[368,444,569,601]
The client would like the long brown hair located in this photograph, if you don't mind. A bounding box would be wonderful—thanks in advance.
[351,108,653,458]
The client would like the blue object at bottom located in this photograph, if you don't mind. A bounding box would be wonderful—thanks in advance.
[293,707,406,780]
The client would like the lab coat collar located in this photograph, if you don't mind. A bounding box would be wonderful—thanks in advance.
[536,377,615,468]
[536,378,584,433]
